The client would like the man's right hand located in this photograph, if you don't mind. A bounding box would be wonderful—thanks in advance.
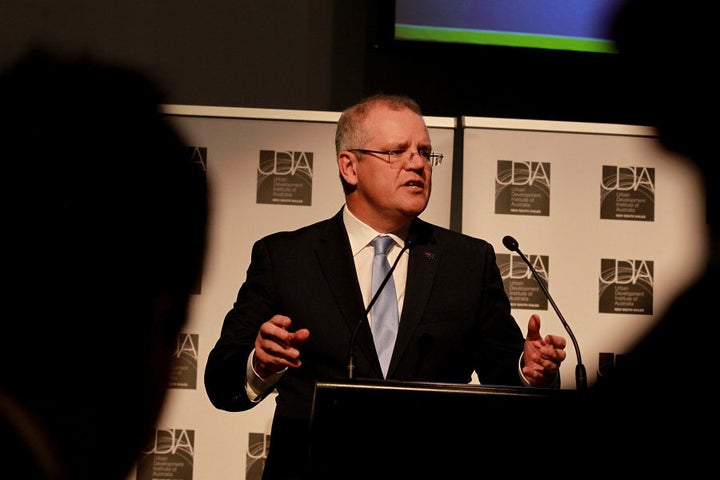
[253,315,310,378]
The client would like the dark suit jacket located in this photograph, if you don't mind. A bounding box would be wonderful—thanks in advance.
[205,208,526,479]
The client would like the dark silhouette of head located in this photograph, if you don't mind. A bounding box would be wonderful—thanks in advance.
[611,0,717,230]
[0,51,208,480]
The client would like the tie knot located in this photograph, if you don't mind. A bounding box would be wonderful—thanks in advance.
[372,235,394,255]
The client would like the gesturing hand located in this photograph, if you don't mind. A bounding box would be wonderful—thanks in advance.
[522,314,567,387]
[253,315,310,379]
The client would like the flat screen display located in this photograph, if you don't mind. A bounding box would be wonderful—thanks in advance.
[395,0,624,53]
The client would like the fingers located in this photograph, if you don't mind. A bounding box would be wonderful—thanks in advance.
[526,314,542,340]
[545,334,567,349]
[521,364,558,386]
[525,346,564,371]
[527,315,567,359]
[291,327,311,346]
[541,350,565,369]
[522,314,569,387]
[254,315,310,373]
[522,349,563,387]
[262,315,294,346]
[523,324,566,382]
[536,337,567,364]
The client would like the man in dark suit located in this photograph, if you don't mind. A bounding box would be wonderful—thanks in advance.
[205,93,567,479]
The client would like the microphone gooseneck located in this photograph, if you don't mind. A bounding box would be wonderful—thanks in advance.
[347,236,414,379]
[502,235,587,391]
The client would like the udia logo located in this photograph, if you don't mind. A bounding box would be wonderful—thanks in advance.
[599,259,654,286]
[599,258,654,307]
[257,150,314,205]
[174,333,199,361]
[143,429,195,459]
[496,160,550,187]
[600,166,655,192]
[599,258,654,314]
[258,150,313,177]
[501,254,549,283]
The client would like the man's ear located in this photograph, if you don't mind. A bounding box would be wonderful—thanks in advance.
[338,151,359,187]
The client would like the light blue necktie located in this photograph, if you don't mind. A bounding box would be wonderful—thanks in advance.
[370,235,399,378]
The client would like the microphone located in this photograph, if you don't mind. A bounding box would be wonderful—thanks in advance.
[502,235,587,391]
[347,235,415,379]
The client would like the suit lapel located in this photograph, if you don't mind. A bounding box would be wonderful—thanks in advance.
[388,219,439,376]
[315,214,442,378]
[315,211,383,376]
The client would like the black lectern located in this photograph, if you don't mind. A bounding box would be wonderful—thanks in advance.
[309,379,580,478]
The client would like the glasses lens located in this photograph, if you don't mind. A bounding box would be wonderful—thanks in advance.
[352,149,442,168]
[385,151,406,168]
[388,150,438,168]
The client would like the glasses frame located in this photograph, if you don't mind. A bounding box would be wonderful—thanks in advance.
[348,148,443,168]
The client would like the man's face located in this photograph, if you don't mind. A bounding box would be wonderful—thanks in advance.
[346,105,434,229]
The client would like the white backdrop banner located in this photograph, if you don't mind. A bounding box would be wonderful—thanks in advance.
[130,108,705,480]
[461,116,707,390]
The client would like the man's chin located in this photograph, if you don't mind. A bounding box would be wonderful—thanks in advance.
[400,202,429,219]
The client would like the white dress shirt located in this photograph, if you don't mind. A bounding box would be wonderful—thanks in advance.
[245,205,410,400]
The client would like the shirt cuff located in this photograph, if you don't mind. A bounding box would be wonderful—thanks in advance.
[518,352,561,388]
[518,353,531,386]
[245,348,286,402]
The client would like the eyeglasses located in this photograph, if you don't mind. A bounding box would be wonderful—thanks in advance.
[349,148,444,168]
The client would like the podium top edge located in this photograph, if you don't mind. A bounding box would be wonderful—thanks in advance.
[315,379,576,397]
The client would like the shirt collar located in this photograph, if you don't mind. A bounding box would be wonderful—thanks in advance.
[342,205,408,256]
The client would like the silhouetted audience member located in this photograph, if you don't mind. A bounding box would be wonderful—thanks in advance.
[0,51,208,480]
[583,0,717,473]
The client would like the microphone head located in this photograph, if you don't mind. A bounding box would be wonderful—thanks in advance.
[404,233,417,249]
[502,235,519,252]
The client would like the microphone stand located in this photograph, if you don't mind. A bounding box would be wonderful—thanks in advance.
[503,236,588,391]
